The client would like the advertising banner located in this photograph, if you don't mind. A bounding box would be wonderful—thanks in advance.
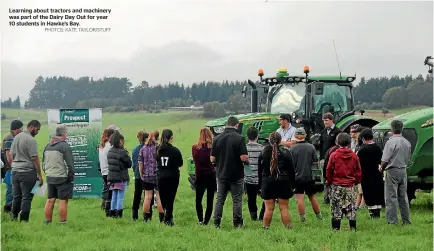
[47,108,102,198]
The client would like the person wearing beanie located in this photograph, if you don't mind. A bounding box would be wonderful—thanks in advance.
[2,120,23,213]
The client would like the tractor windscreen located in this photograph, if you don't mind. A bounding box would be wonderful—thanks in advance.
[270,84,306,114]
[313,83,353,113]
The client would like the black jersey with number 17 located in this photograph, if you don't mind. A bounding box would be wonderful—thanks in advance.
[156,143,184,179]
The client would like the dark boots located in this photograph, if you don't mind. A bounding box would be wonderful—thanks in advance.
[143,212,152,222]
[332,219,341,231]
[214,218,221,228]
[105,202,111,217]
[250,211,258,221]
[349,220,357,231]
[369,209,381,219]
[11,206,20,221]
[118,209,123,218]
[3,205,12,213]
[110,210,116,218]
[159,212,164,223]
[233,216,244,228]
[132,210,138,220]
[19,211,30,222]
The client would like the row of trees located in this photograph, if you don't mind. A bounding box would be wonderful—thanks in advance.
[1,96,21,109]
[3,74,432,117]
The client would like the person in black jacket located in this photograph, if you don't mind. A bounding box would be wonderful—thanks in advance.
[156,129,183,226]
[258,132,296,230]
[107,131,132,218]
[319,113,341,204]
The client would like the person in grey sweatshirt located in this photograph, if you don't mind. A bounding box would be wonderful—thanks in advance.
[42,124,74,224]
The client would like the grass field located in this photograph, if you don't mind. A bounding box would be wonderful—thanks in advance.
[1,108,433,251]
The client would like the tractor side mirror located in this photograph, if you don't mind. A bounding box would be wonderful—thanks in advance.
[241,85,247,98]
[360,109,365,116]
[314,82,324,95]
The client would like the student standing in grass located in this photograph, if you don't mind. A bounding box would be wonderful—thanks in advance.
[156,129,183,226]
[2,120,23,214]
[326,133,362,231]
[131,130,147,220]
[289,128,322,222]
[192,128,216,225]
[99,128,115,217]
[43,124,75,225]
[357,128,384,218]
[140,131,164,222]
[244,126,264,221]
[107,131,132,218]
[258,132,295,230]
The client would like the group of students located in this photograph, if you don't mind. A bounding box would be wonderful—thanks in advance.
[98,126,183,225]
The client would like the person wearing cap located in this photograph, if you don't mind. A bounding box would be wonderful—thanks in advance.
[289,128,322,222]
[2,120,23,213]
[276,114,296,148]
[10,120,43,222]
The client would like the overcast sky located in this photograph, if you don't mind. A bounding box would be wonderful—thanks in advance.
[1,0,433,101]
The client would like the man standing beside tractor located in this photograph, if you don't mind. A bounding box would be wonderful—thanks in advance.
[319,113,341,204]
[276,114,296,148]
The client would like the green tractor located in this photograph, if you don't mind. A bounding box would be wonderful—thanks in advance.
[371,56,433,203]
[187,66,380,190]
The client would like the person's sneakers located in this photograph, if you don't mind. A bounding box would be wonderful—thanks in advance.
[198,221,204,226]
[143,212,152,222]
[164,220,175,226]
[110,210,116,218]
[332,219,341,231]
[316,212,323,220]
[60,220,67,225]
[300,214,306,222]
[286,225,293,230]
[118,209,123,218]
[263,226,269,230]
[19,212,30,222]
[44,220,52,225]
[214,218,221,228]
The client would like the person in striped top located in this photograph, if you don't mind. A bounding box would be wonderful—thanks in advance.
[244,126,264,221]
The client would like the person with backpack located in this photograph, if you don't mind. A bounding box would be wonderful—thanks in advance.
[289,128,322,222]
[107,131,132,218]
[156,129,183,226]
[258,132,296,230]
[131,130,147,220]
[2,120,23,213]
[326,133,362,231]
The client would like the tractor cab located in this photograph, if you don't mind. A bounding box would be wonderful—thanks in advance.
[243,66,358,142]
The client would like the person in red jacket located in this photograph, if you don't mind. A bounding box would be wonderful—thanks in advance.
[326,132,362,232]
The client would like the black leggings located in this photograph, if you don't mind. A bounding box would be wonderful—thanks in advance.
[157,175,180,222]
[102,175,112,201]
[195,172,217,224]
[245,183,260,213]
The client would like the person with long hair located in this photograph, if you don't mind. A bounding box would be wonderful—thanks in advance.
[258,132,295,229]
[357,129,384,218]
[139,131,164,222]
[192,128,216,225]
[107,131,132,218]
[326,133,362,231]
[99,128,115,217]
[156,129,183,226]
[131,130,147,220]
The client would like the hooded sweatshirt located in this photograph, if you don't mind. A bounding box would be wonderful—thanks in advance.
[42,136,75,184]
[326,147,362,187]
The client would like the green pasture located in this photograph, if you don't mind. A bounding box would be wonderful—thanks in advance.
[1,108,432,251]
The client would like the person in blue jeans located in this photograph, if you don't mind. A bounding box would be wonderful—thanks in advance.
[2,120,23,213]
[107,131,132,218]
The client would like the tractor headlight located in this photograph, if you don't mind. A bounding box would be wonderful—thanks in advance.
[373,131,380,138]
[213,126,225,134]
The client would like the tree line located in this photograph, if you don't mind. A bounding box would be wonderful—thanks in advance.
[2,74,432,117]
